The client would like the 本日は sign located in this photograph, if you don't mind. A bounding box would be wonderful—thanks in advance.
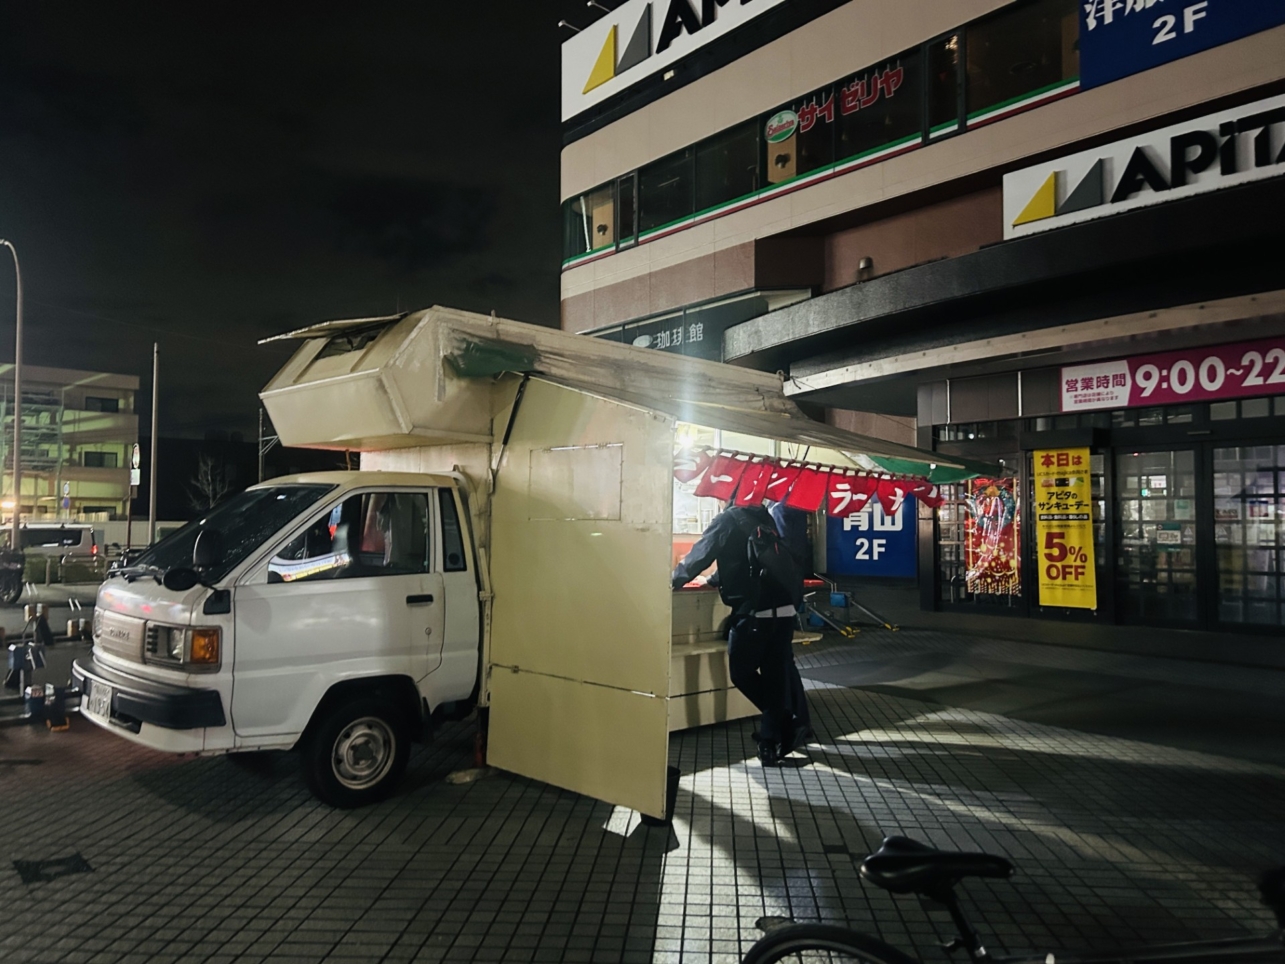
[1033,448,1098,611]
[1062,335,1285,412]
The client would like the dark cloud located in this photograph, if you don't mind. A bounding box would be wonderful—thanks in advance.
[0,1,593,437]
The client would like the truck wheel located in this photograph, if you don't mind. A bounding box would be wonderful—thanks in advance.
[302,698,409,808]
[0,578,22,606]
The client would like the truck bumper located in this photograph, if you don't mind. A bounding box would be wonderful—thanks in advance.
[72,656,226,733]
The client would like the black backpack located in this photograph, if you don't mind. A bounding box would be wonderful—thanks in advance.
[746,522,804,612]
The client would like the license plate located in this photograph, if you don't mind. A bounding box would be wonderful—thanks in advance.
[84,682,112,722]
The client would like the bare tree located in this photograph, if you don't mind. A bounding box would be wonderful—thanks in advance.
[187,454,231,511]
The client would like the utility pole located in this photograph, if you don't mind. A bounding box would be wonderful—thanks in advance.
[0,240,21,548]
[148,343,159,544]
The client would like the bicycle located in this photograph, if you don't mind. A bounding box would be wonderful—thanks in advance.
[742,835,1285,963]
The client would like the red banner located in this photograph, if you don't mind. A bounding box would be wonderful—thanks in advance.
[675,448,948,517]
[964,478,1021,596]
[826,471,876,516]
[693,455,747,499]
[733,461,772,506]
[785,466,830,511]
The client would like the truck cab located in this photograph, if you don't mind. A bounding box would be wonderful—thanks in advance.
[74,471,481,807]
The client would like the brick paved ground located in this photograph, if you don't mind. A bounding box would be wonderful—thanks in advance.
[1,632,1282,964]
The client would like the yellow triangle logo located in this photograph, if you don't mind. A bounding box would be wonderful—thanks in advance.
[1013,171,1058,227]
[583,25,617,94]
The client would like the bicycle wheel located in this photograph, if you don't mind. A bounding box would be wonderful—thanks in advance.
[742,923,925,964]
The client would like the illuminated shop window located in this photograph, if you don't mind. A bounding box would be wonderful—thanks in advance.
[966,0,1079,121]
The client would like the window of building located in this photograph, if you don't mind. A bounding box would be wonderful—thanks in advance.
[695,120,759,213]
[83,451,119,468]
[562,182,617,259]
[84,396,120,413]
[638,148,694,233]
[927,32,962,137]
[965,0,1078,122]
[836,49,922,162]
[789,87,836,179]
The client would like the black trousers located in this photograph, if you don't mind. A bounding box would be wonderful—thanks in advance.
[727,614,808,741]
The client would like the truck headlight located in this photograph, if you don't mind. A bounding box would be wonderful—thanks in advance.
[189,628,220,665]
[167,631,184,660]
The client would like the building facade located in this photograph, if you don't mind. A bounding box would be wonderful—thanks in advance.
[560,0,1285,634]
[0,364,140,522]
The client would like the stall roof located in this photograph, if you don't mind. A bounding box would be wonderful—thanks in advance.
[262,307,1000,479]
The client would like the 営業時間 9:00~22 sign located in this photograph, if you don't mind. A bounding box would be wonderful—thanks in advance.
[1061,335,1285,412]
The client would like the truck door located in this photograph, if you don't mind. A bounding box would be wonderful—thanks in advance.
[486,380,674,819]
[231,489,444,740]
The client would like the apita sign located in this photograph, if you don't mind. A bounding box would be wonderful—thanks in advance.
[1003,93,1285,239]
[562,0,788,122]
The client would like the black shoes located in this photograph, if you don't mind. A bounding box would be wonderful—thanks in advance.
[781,725,814,757]
[756,739,781,767]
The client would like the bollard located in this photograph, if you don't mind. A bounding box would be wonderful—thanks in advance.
[66,620,78,640]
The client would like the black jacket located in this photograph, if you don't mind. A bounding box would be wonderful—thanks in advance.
[671,505,776,616]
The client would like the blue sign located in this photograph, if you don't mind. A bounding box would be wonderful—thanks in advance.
[825,498,917,578]
[1080,0,1285,90]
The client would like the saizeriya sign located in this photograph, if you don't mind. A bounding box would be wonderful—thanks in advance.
[1003,92,1285,239]
[562,0,788,122]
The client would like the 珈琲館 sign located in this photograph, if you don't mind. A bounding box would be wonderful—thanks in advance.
[1062,334,1285,412]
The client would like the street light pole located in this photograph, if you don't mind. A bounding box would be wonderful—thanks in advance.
[148,342,158,544]
[0,240,21,548]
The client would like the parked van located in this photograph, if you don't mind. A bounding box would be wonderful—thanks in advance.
[17,523,98,557]
[73,307,985,817]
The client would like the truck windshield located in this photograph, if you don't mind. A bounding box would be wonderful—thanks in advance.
[131,484,335,583]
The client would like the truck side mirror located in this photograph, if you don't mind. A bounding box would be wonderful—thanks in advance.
[193,528,224,570]
[163,568,200,592]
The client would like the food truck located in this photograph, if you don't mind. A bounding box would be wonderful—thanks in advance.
[73,306,986,817]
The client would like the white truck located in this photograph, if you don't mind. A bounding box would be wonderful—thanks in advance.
[73,307,979,817]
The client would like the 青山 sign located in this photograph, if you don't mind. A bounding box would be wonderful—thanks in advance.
[1033,448,1097,610]
[1079,0,1285,90]
[1003,92,1285,240]
[825,498,916,578]
[1062,334,1285,412]
[562,0,789,122]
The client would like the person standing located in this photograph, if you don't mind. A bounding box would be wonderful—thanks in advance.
[671,500,812,765]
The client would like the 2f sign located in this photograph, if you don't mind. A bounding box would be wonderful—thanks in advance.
[1153,1,1207,44]
[853,538,886,561]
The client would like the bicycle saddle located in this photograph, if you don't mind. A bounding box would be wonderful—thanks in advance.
[860,836,1014,896]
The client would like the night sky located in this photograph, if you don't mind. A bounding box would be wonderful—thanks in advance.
[1,2,603,438]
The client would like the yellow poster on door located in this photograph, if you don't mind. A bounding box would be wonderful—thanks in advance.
[1034,447,1097,609]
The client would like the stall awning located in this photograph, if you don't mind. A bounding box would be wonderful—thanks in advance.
[431,312,1001,479]
[260,306,1001,479]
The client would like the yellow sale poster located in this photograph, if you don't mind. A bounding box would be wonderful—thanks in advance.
[1033,448,1097,609]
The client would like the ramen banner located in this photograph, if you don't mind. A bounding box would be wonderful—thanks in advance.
[1033,448,1098,610]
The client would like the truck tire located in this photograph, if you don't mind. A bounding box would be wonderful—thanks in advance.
[301,698,410,808]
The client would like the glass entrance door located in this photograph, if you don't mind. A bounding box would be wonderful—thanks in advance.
[1114,449,1200,624]
[1213,445,1284,628]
